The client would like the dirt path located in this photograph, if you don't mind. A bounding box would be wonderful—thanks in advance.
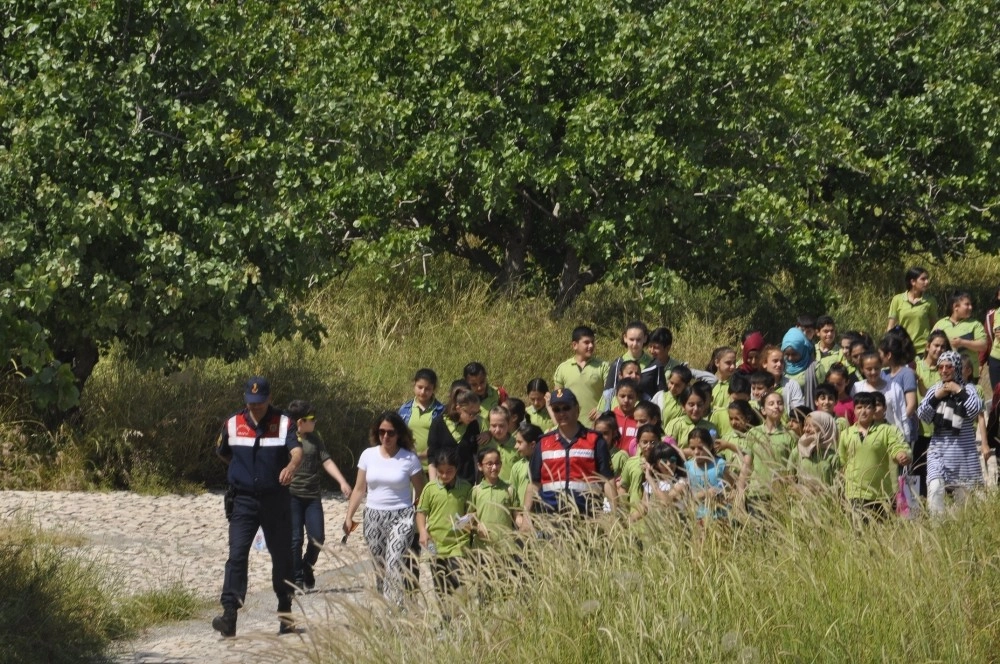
[0,490,372,663]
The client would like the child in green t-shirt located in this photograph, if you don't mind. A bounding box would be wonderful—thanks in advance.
[708,346,738,411]
[838,392,910,522]
[469,448,516,549]
[525,378,555,432]
[486,405,519,484]
[619,424,663,519]
[510,422,543,529]
[417,448,473,603]
[594,412,629,478]
[653,365,693,425]
[743,391,797,503]
[663,382,718,448]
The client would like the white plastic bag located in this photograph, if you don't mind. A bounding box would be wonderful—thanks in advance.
[253,526,268,552]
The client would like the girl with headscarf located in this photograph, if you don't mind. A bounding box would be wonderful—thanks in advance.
[737,331,766,375]
[917,350,985,514]
[790,410,839,487]
[781,327,820,408]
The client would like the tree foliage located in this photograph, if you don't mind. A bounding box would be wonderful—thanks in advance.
[305,0,1000,309]
[1,2,342,410]
[3,0,999,411]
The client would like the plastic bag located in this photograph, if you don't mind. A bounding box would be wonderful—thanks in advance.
[253,526,268,552]
[896,470,920,520]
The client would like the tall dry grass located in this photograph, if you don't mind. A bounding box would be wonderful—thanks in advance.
[300,492,1000,662]
[2,252,998,491]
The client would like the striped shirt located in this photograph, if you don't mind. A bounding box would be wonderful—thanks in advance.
[917,383,984,485]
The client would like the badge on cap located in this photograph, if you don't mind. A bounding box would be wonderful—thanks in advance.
[251,382,259,394]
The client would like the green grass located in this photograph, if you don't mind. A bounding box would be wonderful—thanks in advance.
[305,492,1000,662]
[0,521,200,664]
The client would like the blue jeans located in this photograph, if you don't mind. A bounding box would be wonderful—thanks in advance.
[289,494,325,583]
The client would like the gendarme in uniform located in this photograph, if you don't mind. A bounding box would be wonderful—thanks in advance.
[212,376,302,637]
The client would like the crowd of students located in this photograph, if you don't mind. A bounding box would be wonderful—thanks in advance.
[340,266,1000,609]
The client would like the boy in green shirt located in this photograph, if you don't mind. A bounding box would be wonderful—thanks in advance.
[552,325,609,428]
[417,448,473,604]
[838,392,910,521]
[464,361,507,421]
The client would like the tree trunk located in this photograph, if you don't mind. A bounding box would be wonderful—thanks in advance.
[551,244,603,317]
[499,209,532,290]
[45,339,99,428]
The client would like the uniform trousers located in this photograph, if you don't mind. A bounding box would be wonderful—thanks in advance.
[221,490,294,611]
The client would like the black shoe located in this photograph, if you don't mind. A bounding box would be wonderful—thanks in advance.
[303,566,315,591]
[278,620,296,635]
[212,609,237,638]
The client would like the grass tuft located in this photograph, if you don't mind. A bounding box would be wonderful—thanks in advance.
[0,520,202,664]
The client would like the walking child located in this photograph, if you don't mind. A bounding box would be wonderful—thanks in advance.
[417,448,473,608]
[285,400,353,591]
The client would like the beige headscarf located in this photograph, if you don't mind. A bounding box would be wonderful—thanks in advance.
[797,411,837,458]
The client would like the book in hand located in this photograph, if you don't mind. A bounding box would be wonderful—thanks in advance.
[453,514,474,531]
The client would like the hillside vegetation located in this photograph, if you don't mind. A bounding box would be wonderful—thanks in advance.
[2,253,997,492]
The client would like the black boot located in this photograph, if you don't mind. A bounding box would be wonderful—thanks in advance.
[212,608,237,637]
[302,564,315,591]
[278,596,295,635]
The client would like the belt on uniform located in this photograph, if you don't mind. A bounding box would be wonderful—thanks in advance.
[233,488,284,498]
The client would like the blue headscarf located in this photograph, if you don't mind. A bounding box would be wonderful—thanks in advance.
[781,327,815,376]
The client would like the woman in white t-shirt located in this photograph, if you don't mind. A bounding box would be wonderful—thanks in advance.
[344,412,426,607]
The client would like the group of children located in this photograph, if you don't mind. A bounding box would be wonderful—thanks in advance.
[383,311,996,605]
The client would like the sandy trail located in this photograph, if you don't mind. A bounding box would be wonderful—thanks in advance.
[0,490,374,663]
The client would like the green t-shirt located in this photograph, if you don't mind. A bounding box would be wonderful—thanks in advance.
[788,446,839,486]
[664,416,718,448]
[933,317,987,380]
[477,385,502,420]
[406,401,440,465]
[509,457,531,507]
[655,392,684,427]
[915,360,941,438]
[745,424,796,497]
[719,428,748,473]
[709,407,732,439]
[838,422,909,502]
[553,357,610,428]
[711,380,730,411]
[488,435,519,484]
[417,478,473,558]
[889,293,938,350]
[526,405,554,432]
[619,455,645,513]
[469,478,515,548]
[611,448,630,478]
[289,432,332,499]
